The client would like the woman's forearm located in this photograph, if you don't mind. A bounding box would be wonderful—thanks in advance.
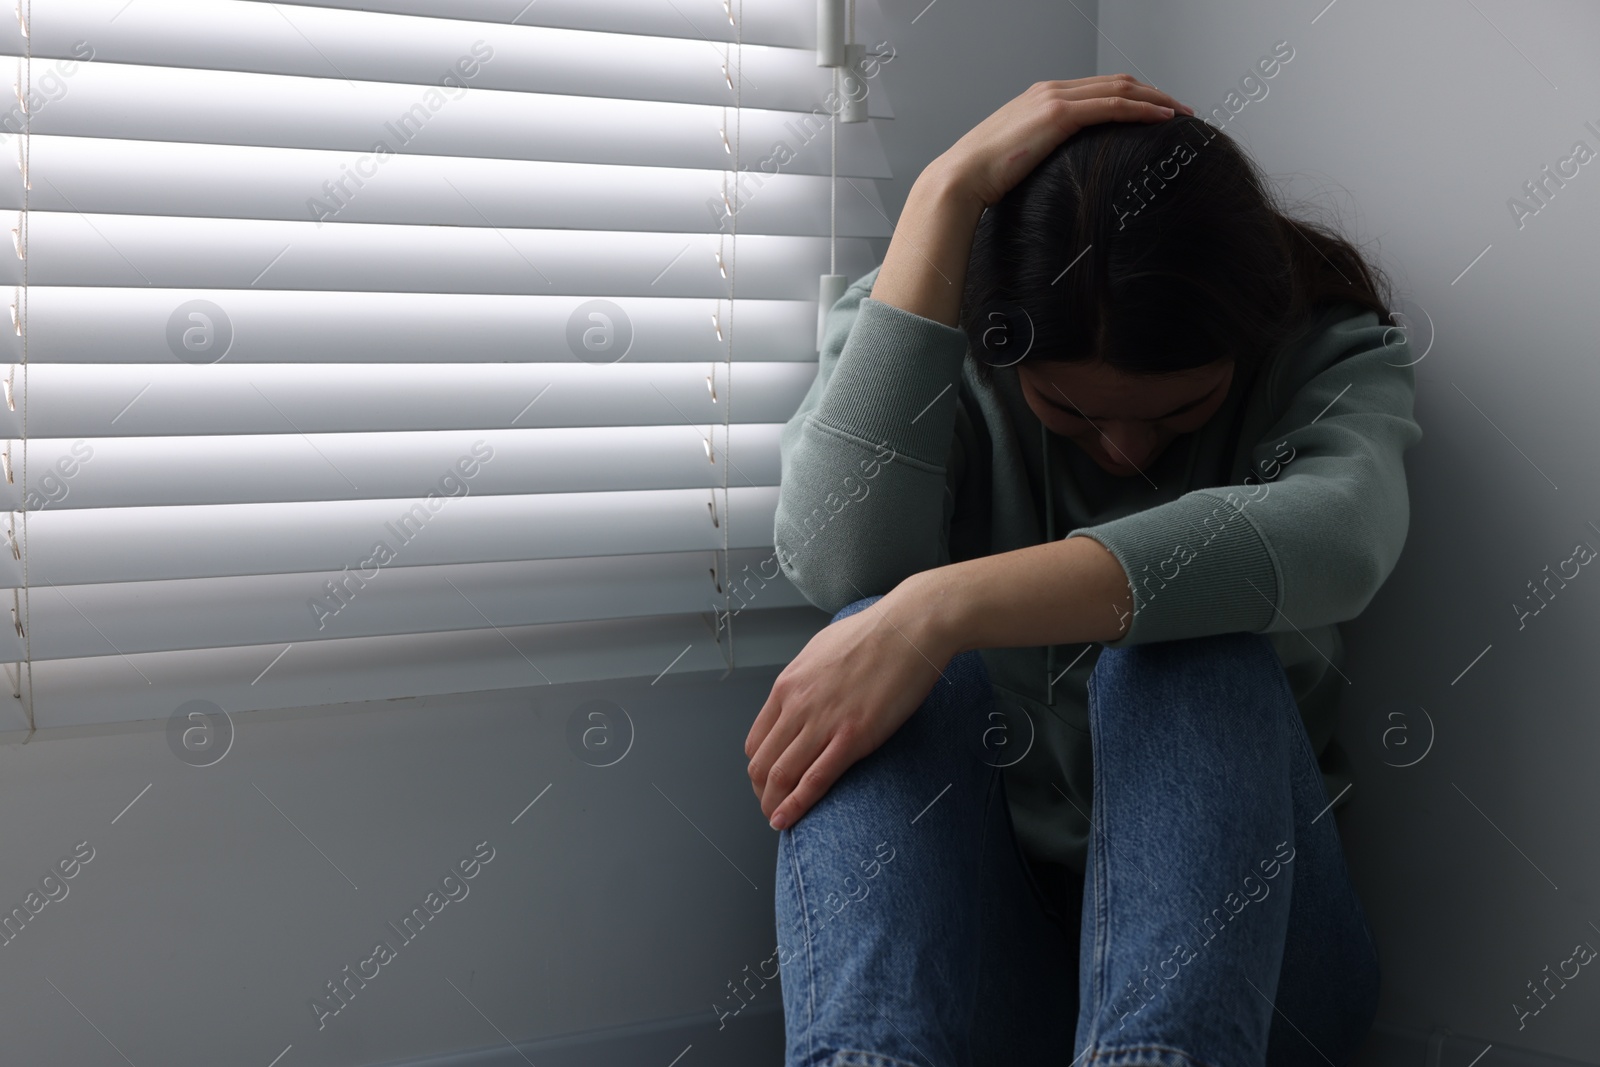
[893,535,1135,657]
[869,165,987,327]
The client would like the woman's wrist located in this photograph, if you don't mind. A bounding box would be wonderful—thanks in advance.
[914,156,987,216]
[868,166,987,328]
[884,566,969,664]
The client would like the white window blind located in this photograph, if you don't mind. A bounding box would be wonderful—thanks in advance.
[3,0,895,729]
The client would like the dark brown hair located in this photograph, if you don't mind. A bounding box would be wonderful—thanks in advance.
[960,114,1393,386]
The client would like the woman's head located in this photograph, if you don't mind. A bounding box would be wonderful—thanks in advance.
[960,114,1392,476]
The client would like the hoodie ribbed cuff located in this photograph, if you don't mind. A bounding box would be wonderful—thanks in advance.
[1067,489,1280,647]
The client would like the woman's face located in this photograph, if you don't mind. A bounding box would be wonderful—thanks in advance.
[1015,357,1235,477]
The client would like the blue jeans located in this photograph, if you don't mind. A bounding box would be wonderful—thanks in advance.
[774,595,1380,1067]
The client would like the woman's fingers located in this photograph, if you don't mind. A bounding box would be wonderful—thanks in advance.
[747,689,805,798]
[1051,72,1155,89]
[766,732,859,831]
[1034,75,1192,118]
[1040,73,1191,113]
[1063,95,1180,128]
[758,720,829,821]
[744,678,785,760]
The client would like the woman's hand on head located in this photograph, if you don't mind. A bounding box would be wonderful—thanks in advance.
[930,75,1194,209]
[872,78,1190,348]
[744,586,957,832]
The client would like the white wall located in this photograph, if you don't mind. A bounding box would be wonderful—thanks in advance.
[1095,1,1600,1062]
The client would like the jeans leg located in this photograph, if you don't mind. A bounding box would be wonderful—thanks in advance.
[1264,696,1382,1066]
[774,594,1077,1067]
[1071,631,1381,1067]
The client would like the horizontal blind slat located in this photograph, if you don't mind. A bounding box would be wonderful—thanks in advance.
[15,63,891,172]
[18,486,784,585]
[231,0,829,50]
[13,213,877,297]
[2,291,825,364]
[3,136,890,232]
[9,5,893,115]
[6,362,819,436]
[11,424,786,508]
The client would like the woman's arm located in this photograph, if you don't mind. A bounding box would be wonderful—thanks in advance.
[887,534,1135,656]
[866,167,985,327]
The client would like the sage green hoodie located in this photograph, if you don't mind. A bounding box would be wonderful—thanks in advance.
[774,264,1423,911]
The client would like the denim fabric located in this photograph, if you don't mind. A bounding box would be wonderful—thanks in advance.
[774,594,1380,1067]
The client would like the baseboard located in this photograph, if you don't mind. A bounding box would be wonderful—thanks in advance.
[372,1002,783,1067]
[1357,1020,1597,1067]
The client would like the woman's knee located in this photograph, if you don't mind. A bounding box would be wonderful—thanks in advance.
[1091,631,1286,705]
[1086,630,1297,756]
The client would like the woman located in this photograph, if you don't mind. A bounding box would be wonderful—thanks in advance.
[747,75,1421,1066]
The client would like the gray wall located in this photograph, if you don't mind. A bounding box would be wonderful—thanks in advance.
[1095,1,1600,1062]
[868,0,1097,231]
[0,669,792,1067]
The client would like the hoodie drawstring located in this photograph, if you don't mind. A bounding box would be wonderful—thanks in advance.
[1044,433,1055,701]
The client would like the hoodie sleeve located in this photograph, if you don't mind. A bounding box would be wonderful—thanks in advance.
[1063,304,1424,648]
[774,267,976,616]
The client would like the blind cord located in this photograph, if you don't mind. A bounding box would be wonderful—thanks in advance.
[17,1,32,734]
[829,72,836,275]
[719,0,742,676]
[830,0,853,275]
